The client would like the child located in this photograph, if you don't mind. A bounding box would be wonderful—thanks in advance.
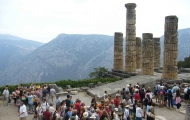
[16,96,21,112]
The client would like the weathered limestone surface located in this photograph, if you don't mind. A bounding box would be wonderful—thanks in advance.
[142,33,154,75]
[163,16,178,80]
[153,38,161,67]
[125,3,136,72]
[114,32,123,70]
[136,37,142,69]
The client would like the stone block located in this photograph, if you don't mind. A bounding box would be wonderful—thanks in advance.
[88,83,94,88]
[70,91,78,95]
[97,82,103,86]
[56,92,68,96]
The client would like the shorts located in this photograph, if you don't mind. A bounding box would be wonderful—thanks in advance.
[164,96,167,101]
[143,106,147,111]
[184,94,189,100]
[159,95,164,100]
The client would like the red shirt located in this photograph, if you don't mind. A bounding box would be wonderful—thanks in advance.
[114,97,120,107]
[134,93,140,100]
[75,102,80,111]
[43,110,51,120]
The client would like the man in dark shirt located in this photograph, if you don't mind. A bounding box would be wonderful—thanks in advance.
[42,87,47,100]
[65,95,71,108]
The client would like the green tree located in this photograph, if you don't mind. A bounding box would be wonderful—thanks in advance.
[178,55,190,68]
[89,66,108,79]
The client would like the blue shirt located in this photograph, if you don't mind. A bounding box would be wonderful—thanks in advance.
[27,95,33,104]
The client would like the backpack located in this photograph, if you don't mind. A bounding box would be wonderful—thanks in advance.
[160,90,164,96]
[187,88,190,95]
[167,89,172,97]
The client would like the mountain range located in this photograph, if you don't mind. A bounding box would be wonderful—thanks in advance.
[0,28,190,85]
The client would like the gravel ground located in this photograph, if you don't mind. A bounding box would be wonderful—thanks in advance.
[0,92,186,120]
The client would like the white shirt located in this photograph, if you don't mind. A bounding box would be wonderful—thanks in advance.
[184,87,188,94]
[50,88,56,96]
[36,106,43,115]
[123,108,129,120]
[76,115,79,120]
[42,102,49,111]
[20,105,28,117]
[136,107,142,117]
[3,89,9,97]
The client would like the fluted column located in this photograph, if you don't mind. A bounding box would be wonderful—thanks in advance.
[136,37,142,69]
[142,33,154,75]
[153,38,161,67]
[114,32,123,70]
[125,3,136,72]
[163,16,178,80]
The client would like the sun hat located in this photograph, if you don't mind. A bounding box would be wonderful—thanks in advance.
[83,112,88,118]
[90,115,96,119]
[125,105,130,108]
[114,108,118,111]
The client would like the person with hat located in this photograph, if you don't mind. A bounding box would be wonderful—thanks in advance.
[113,108,120,120]
[83,111,89,119]
[123,105,130,120]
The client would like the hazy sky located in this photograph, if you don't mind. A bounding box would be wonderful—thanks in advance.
[0,0,190,43]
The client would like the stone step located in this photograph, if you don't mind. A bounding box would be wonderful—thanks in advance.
[108,71,131,78]
[105,73,121,78]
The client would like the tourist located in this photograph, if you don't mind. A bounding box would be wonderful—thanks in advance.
[134,91,140,101]
[27,92,34,113]
[128,96,134,116]
[16,96,21,112]
[65,94,71,109]
[50,86,56,103]
[49,103,55,114]
[121,88,126,99]
[43,107,52,120]
[167,87,173,109]
[136,103,143,120]
[175,90,181,109]
[123,105,130,120]
[143,94,152,118]
[113,108,120,120]
[147,103,155,120]
[100,110,108,120]
[155,82,160,103]
[42,99,49,112]
[90,114,96,120]
[12,89,17,106]
[18,102,28,120]
[55,95,61,107]
[114,94,120,108]
[36,102,43,120]
[159,86,165,107]
[132,100,138,120]
[3,86,9,106]
[42,86,48,100]
[104,91,108,99]
[184,85,190,105]
[172,83,180,94]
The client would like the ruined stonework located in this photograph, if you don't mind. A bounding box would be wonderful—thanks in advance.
[136,37,142,69]
[114,32,123,70]
[125,3,136,72]
[153,38,161,67]
[163,16,178,80]
[142,33,154,75]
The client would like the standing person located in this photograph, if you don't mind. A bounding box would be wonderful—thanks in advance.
[65,94,71,109]
[50,86,56,103]
[18,102,28,120]
[3,86,9,106]
[12,89,17,106]
[134,91,140,101]
[175,90,181,109]
[42,86,48,101]
[104,91,108,99]
[42,99,49,112]
[184,85,190,105]
[36,102,43,120]
[132,100,138,120]
[159,86,165,107]
[43,107,52,120]
[55,95,61,107]
[136,103,143,120]
[123,105,130,120]
[143,94,152,118]
[114,94,120,108]
[27,92,33,113]
[155,82,160,103]
[167,88,173,109]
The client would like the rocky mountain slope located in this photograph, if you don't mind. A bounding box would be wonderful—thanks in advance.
[0,28,190,85]
[0,34,114,85]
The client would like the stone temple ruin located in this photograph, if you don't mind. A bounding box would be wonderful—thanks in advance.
[111,3,180,80]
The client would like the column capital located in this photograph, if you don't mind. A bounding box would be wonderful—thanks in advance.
[125,3,136,9]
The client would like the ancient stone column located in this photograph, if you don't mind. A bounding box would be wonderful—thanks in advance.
[125,3,136,72]
[153,38,161,67]
[136,37,142,69]
[163,16,178,80]
[113,32,123,70]
[142,33,154,75]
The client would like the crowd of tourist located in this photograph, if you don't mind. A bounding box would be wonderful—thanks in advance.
[1,81,190,120]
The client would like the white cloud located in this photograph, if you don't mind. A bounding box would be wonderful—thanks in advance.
[0,0,190,43]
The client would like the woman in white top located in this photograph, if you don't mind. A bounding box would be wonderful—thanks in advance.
[36,103,43,120]
[113,108,120,120]
[136,103,142,120]
[123,105,130,120]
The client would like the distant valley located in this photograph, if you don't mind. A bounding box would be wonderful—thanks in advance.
[0,28,190,85]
